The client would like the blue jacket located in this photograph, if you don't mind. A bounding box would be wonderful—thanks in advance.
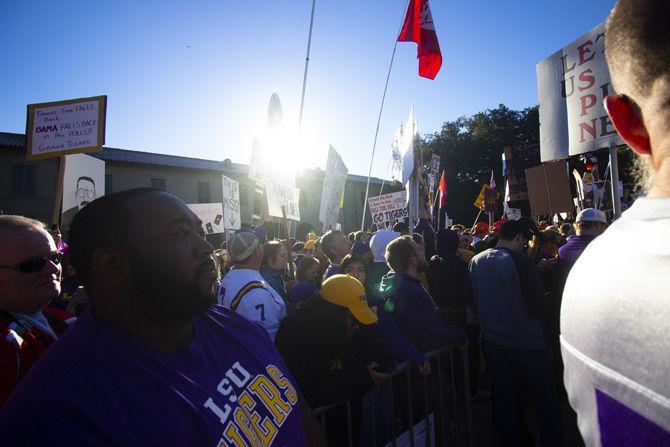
[260,266,288,301]
[378,272,466,365]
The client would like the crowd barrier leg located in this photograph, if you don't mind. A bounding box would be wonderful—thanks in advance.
[460,345,473,447]
[406,369,415,447]
[449,348,460,446]
[437,352,447,443]
[390,374,397,447]
[319,411,326,432]
[346,400,353,447]
[422,372,432,447]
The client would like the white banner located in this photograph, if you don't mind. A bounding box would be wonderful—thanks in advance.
[61,154,105,229]
[187,203,225,234]
[265,175,300,221]
[318,145,348,229]
[368,191,408,225]
[221,175,241,230]
[537,23,623,162]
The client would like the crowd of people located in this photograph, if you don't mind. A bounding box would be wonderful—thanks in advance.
[0,0,668,444]
[0,193,609,446]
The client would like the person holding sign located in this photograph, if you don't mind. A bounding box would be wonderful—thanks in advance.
[561,1,670,443]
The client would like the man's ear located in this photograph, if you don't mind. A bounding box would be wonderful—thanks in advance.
[90,248,128,283]
[604,94,651,155]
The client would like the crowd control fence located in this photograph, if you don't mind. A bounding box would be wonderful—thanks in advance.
[313,343,472,447]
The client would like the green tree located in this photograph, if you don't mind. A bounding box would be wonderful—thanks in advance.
[421,104,539,225]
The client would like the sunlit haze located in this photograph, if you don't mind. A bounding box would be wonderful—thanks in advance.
[1,0,615,178]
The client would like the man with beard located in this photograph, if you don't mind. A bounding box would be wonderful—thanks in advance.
[378,236,465,373]
[561,0,670,443]
[0,189,325,446]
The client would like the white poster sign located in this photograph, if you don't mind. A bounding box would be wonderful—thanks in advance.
[187,203,225,234]
[368,191,408,225]
[61,154,105,229]
[318,145,348,229]
[222,175,241,230]
[537,23,623,162]
[506,207,522,220]
[265,175,301,221]
[248,138,265,184]
[27,96,107,161]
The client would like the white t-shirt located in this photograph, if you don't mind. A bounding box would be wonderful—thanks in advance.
[561,198,670,446]
[218,268,286,341]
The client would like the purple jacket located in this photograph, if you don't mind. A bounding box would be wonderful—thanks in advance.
[558,235,597,263]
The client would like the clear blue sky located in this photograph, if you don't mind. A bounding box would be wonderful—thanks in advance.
[1,0,615,179]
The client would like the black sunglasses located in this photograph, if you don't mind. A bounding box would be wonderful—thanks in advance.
[0,252,62,273]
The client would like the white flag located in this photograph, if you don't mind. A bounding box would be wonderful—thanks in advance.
[391,107,416,186]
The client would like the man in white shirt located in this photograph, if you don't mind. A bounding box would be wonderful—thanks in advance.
[561,1,670,445]
[218,231,286,340]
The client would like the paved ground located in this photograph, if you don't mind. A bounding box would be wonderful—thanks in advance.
[468,372,585,447]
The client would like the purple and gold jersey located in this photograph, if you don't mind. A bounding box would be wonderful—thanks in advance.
[0,306,307,446]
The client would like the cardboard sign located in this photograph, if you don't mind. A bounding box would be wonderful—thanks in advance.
[265,175,300,221]
[526,161,573,216]
[221,175,241,230]
[61,154,105,229]
[368,191,408,225]
[26,96,107,160]
[318,145,348,229]
[484,189,498,214]
[537,23,623,162]
[187,203,225,234]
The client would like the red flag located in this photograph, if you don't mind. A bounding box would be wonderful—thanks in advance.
[398,0,442,80]
[438,170,447,207]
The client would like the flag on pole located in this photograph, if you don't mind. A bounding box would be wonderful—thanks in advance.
[398,0,442,80]
[438,170,447,207]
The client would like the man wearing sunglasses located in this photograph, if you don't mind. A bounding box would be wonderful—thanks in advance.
[0,215,72,407]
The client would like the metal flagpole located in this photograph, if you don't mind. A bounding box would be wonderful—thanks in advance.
[298,0,317,133]
[609,147,622,218]
[360,0,411,231]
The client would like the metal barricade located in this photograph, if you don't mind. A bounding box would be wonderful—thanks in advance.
[312,342,471,447]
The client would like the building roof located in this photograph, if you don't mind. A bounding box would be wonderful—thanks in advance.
[0,131,389,184]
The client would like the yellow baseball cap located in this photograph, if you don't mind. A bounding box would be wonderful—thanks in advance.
[320,274,378,325]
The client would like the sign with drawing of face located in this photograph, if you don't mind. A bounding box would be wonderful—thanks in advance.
[61,153,105,229]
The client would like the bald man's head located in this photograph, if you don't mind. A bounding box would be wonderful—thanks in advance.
[605,1,670,197]
[606,0,670,101]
